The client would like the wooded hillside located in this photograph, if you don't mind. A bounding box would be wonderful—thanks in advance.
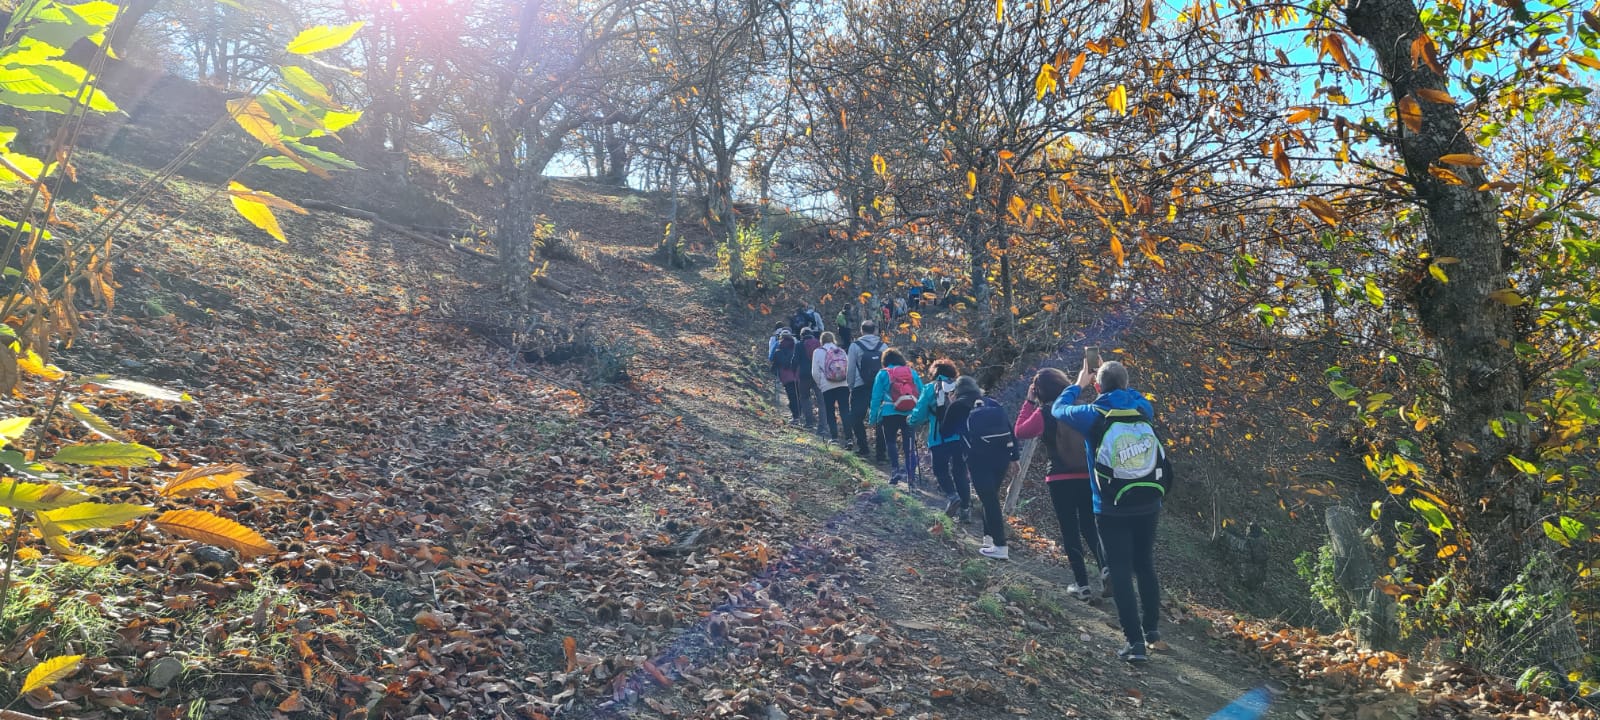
[0,0,1596,718]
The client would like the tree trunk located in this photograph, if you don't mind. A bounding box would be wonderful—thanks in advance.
[1325,506,1399,651]
[496,165,539,307]
[107,0,158,54]
[1345,0,1535,594]
[602,122,629,186]
[710,147,741,283]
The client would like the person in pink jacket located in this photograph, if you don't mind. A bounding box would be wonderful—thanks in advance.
[1015,367,1106,599]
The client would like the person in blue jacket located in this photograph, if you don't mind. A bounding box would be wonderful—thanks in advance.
[1051,358,1162,664]
[908,358,971,520]
[867,348,922,485]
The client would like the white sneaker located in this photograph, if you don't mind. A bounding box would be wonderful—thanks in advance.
[981,535,995,549]
[1066,583,1092,601]
[980,545,1009,560]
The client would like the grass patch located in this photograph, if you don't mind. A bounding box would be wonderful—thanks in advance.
[975,594,1005,620]
[1001,583,1034,606]
[1,564,124,658]
[960,559,990,587]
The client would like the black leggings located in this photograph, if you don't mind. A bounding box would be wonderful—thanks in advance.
[879,415,911,474]
[971,463,1006,547]
[797,380,819,426]
[1048,479,1104,586]
[821,387,850,439]
[849,386,882,458]
[783,382,800,419]
[931,443,970,506]
[1100,512,1162,646]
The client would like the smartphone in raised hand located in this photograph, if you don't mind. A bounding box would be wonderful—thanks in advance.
[1085,345,1101,369]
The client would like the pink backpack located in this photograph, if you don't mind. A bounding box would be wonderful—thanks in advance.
[823,346,849,382]
[888,366,918,412]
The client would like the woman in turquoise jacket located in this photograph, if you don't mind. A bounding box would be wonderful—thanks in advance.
[908,358,970,519]
[868,347,922,485]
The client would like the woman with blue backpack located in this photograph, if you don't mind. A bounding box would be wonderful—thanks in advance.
[908,359,972,521]
[944,376,1022,560]
[867,347,922,485]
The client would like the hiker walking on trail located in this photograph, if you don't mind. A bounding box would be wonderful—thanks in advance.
[792,303,824,337]
[836,304,856,346]
[773,329,802,423]
[812,332,852,443]
[1016,367,1107,600]
[945,376,1020,560]
[847,322,887,460]
[908,359,972,521]
[796,329,823,431]
[766,321,787,407]
[1051,358,1172,664]
[868,347,923,485]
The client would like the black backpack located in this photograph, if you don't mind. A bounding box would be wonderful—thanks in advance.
[796,342,815,375]
[854,339,884,383]
[962,397,1017,464]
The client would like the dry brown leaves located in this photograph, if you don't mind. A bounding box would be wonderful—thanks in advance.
[1194,608,1596,720]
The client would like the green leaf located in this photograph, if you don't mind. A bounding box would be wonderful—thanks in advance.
[1364,278,1385,308]
[1409,497,1453,537]
[1365,392,1393,412]
[0,416,31,443]
[69,402,123,441]
[1329,379,1360,400]
[0,479,89,511]
[1560,515,1589,542]
[278,65,333,105]
[38,502,152,532]
[48,442,162,467]
[1545,519,1572,547]
[285,21,365,55]
[1507,454,1539,476]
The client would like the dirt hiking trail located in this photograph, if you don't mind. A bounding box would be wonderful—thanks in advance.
[36,160,1359,720]
[537,191,1313,720]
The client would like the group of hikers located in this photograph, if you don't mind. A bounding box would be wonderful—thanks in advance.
[766,311,1174,664]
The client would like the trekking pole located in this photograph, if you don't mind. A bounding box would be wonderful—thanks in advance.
[1003,438,1037,515]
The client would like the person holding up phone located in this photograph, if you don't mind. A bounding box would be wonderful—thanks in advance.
[1014,366,1106,600]
[1051,350,1168,664]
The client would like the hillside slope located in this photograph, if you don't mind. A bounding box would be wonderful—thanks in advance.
[4,144,1578,720]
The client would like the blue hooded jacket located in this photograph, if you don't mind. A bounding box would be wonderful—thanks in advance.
[908,376,962,448]
[1051,384,1159,516]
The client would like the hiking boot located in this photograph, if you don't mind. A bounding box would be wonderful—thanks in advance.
[1118,644,1149,664]
[944,497,961,517]
[979,544,1009,560]
[1066,583,1092,601]
[1146,631,1168,651]
[889,469,906,485]
[958,506,972,523]
[980,535,995,549]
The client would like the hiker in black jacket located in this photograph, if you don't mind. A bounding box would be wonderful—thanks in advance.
[946,376,1021,561]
